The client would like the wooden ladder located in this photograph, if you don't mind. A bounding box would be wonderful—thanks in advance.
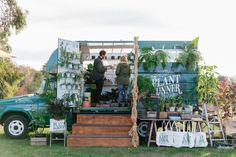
[202,104,227,147]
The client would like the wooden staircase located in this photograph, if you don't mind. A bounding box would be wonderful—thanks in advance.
[67,114,132,147]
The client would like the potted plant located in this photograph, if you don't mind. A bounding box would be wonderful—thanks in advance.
[137,75,155,100]
[48,99,67,120]
[30,112,47,146]
[168,97,176,112]
[84,64,94,84]
[175,37,202,71]
[146,99,157,118]
[176,96,183,112]
[138,47,169,71]
[158,97,168,119]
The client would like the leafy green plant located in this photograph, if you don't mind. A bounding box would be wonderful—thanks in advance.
[145,99,158,111]
[175,37,202,70]
[40,75,57,103]
[58,46,72,68]
[197,65,219,104]
[138,48,169,71]
[29,111,46,136]
[159,97,166,111]
[47,99,67,119]
[168,96,176,107]
[217,79,236,119]
[176,96,183,107]
[84,64,94,84]
[137,75,155,99]
[155,50,169,69]
[74,73,82,82]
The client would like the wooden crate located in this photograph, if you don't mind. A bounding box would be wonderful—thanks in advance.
[30,137,47,146]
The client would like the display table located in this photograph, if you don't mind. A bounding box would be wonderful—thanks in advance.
[139,118,203,147]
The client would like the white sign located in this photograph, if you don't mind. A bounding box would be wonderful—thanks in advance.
[50,119,66,132]
[151,74,183,96]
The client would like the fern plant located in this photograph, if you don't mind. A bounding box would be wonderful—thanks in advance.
[155,50,169,69]
[175,37,202,70]
[138,47,169,71]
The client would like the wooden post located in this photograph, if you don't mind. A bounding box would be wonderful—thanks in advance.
[129,36,139,147]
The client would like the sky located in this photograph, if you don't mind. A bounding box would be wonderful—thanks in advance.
[9,0,236,77]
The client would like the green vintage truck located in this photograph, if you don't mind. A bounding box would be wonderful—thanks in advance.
[0,94,49,138]
[0,39,198,139]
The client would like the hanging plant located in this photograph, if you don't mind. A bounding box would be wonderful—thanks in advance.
[175,37,202,70]
[138,47,156,71]
[154,50,169,69]
[138,47,169,71]
[74,73,82,82]
[57,73,63,81]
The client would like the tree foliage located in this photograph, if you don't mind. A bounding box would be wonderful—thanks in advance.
[197,65,219,104]
[0,0,27,51]
[217,79,236,119]
[0,59,23,98]
[15,66,43,95]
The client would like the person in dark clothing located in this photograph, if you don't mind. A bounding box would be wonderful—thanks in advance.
[92,50,112,105]
[115,56,130,107]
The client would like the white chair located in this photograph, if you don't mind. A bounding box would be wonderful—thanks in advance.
[49,119,67,147]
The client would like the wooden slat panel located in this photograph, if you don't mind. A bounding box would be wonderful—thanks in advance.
[77,114,132,125]
[67,135,132,147]
[72,124,131,135]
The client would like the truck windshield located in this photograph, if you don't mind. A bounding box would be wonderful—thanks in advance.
[36,80,46,95]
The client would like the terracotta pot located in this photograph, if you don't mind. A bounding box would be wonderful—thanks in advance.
[158,112,168,119]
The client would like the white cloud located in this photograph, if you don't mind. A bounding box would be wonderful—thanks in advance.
[9,0,236,76]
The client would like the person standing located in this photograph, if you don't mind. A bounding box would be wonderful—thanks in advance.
[93,50,112,105]
[115,56,130,107]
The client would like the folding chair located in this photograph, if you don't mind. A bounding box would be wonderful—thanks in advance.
[49,119,67,147]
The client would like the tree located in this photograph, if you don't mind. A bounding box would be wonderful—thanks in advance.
[0,0,27,52]
[0,0,28,98]
[217,79,236,119]
[0,59,23,98]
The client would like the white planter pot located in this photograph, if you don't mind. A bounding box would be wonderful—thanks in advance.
[71,73,75,78]
[177,107,182,112]
[68,64,73,69]
[61,84,66,89]
[169,107,175,112]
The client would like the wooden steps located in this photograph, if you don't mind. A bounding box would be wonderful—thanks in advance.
[67,114,132,147]
[76,114,132,125]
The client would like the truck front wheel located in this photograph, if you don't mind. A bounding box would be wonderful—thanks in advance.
[4,115,28,139]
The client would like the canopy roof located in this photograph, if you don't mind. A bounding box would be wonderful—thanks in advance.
[45,40,189,73]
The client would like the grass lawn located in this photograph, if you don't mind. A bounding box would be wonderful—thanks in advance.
[0,126,236,157]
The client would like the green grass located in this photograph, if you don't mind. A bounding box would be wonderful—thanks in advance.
[0,126,236,157]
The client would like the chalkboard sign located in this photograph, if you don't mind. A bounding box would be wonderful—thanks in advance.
[138,63,198,106]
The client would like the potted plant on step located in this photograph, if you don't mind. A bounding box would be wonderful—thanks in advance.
[29,111,47,146]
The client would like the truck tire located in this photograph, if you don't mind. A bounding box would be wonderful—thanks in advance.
[4,115,29,139]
